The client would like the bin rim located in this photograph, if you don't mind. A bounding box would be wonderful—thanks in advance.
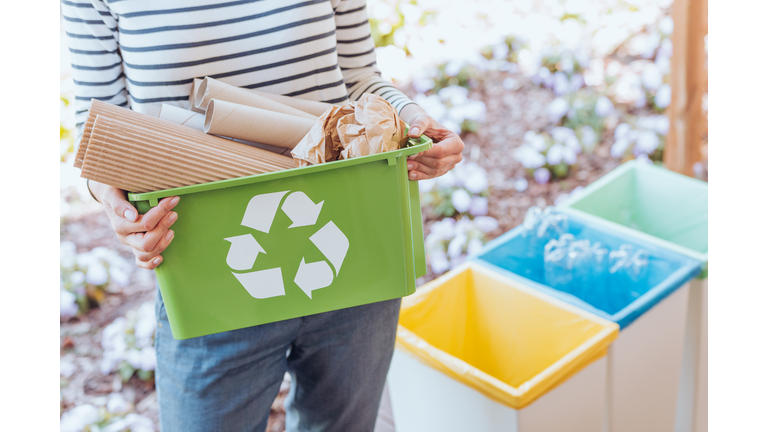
[473,212,703,329]
[128,135,432,203]
[397,261,619,409]
[557,160,709,271]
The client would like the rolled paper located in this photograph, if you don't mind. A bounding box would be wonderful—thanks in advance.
[251,90,333,117]
[189,78,205,114]
[195,77,316,120]
[160,103,292,156]
[204,99,316,149]
[159,104,205,131]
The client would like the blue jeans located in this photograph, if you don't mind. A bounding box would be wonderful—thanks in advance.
[154,287,400,432]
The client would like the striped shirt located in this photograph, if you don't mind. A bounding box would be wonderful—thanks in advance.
[62,0,414,139]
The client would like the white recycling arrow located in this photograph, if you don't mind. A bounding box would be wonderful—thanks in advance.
[309,221,349,275]
[294,258,334,299]
[232,268,285,299]
[224,234,265,271]
[282,191,324,228]
[241,191,289,233]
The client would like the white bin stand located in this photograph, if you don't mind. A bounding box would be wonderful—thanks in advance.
[675,278,708,432]
[607,282,691,432]
[388,349,608,432]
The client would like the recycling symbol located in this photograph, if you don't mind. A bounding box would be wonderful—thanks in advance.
[224,191,349,299]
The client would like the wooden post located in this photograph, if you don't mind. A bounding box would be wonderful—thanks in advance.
[665,0,708,176]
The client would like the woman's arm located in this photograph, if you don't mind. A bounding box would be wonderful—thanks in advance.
[332,0,464,180]
[63,0,178,269]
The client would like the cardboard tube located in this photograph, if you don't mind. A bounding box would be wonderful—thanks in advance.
[159,104,205,131]
[189,78,205,114]
[204,99,315,149]
[160,103,292,156]
[195,77,316,120]
[251,90,333,117]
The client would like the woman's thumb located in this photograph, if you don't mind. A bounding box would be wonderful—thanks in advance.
[105,187,138,222]
[408,118,428,138]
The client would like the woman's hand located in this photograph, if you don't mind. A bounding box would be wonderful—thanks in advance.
[400,104,465,181]
[90,181,180,270]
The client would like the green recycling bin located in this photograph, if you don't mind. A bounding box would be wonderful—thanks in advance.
[559,160,708,432]
[129,137,431,339]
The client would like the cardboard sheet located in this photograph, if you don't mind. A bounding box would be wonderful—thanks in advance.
[78,101,294,192]
[195,77,316,120]
[204,99,315,149]
[292,94,407,167]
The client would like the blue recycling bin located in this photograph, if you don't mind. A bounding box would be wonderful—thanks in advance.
[476,211,701,432]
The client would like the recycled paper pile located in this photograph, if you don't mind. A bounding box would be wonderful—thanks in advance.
[75,77,408,193]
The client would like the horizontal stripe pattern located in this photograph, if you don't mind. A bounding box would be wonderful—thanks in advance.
[62,0,413,139]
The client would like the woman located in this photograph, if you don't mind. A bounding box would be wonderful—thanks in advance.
[63,1,464,430]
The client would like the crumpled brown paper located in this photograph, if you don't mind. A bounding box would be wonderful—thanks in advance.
[291,94,407,167]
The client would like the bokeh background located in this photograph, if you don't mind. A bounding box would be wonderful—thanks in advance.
[59,0,708,430]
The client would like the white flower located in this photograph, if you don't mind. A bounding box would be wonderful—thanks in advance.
[658,38,673,59]
[565,135,582,154]
[447,234,467,259]
[611,138,631,158]
[570,73,584,92]
[451,189,472,213]
[562,146,578,165]
[454,217,475,235]
[514,177,529,192]
[464,171,489,194]
[126,348,143,370]
[534,168,551,184]
[635,153,652,164]
[430,251,450,274]
[444,59,464,77]
[554,193,570,206]
[493,42,509,60]
[60,404,100,432]
[469,196,489,216]
[553,72,570,95]
[634,131,660,155]
[651,115,670,135]
[547,98,569,123]
[659,16,674,36]
[109,267,130,287]
[514,145,546,169]
[655,84,672,108]
[546,143,565,165]
[60,241,78,269]
[60,288,79,318]
[107,393,129,414]
[70,270,85,286]
[60,359,77,378]
[614,123,632,140]
[438,85,469,106]
[641,64,663,90]
[473,216,499,233]
[595,96,614,117]
[502,77,518,90]
[580,125,597,151]
[430,218,456,241]
[85,262,109,286]
[435,170,458,188]
[418,178,437,193]
[139,346,157,371]
[442,119,462,135]
[529,134,547,152]
[551,127,575,143]
[105,413,155,432]
[467,238,484,256]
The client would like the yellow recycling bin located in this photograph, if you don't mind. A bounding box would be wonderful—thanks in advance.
[387,262,619,432]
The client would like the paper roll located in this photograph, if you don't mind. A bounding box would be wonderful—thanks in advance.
[204,99,315,149]
[195,77,317,120]
[189,78,205,114]
[251,90,333,117]
[160,103,292,156]
[159,104,205,131]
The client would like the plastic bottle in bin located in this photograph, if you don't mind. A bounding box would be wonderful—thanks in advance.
[523,207,569,257]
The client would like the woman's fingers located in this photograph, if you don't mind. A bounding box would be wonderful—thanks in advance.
[103,187,138,222]
[135,255,163,270]
[133,229,175,264]
[123,210,178,253]
[138,196,180,232]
